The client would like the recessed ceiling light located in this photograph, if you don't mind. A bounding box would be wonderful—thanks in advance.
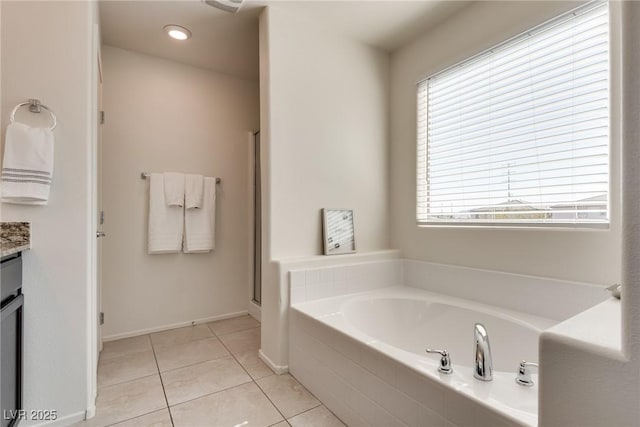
[164,25,191,41]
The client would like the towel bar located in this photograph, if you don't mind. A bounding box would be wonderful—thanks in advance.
[10,99,57,130]
[140,172,221,184]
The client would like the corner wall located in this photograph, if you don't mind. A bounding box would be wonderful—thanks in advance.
[390,1,621,285]
[1,1,96,423]
[100,46,259,339]
[540,3,640,425]
[258,5,391,368]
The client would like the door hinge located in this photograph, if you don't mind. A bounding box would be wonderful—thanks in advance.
[100,312,104,325]
[99,111,105,124]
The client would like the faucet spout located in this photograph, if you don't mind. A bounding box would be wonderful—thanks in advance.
[474,323,493,381]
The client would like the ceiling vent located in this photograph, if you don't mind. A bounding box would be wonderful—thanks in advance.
[202,0,244,14]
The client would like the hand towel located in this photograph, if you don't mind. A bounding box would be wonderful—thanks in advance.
[1,122,54,205]
[148,173,184,254]
[163,172,185,207]
[184,177,216,253]
[185,174,204,209]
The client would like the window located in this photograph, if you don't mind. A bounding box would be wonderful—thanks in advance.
[417,1,609,226]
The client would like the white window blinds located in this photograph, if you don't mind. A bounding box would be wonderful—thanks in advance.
[417,1,609,226]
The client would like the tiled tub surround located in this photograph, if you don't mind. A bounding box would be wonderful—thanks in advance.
[264,250,400,373]
[289,259,403,305]
[288,259,609,426]
[291,260,608,321]
[0,221,30,256]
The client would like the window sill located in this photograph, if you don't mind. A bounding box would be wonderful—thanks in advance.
[416,221,610,231]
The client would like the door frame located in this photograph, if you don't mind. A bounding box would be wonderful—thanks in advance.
[86,21,102,419]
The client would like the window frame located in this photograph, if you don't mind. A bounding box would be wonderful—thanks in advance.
[415,1,614,230]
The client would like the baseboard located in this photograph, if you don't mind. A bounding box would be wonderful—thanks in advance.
[103,310,249,342]
[85,405,96,419]
[31,409,86,427]
[248,301,261,322]
[259,348,288,374]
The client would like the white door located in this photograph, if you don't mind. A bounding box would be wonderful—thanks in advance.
[96,45,104,352]
[88,22,104,417]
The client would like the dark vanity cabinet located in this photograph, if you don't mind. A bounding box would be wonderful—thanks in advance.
[1,253,23,427]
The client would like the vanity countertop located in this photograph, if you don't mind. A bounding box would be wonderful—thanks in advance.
[1,222,30,257]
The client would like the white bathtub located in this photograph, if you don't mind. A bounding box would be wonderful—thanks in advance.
[289,286,558,427]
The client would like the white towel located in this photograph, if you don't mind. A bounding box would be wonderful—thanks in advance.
[163,172,185,207]
[148,173,184,254]
[184,177,216,253]
[185,174,203,209]
[1,122,54,205]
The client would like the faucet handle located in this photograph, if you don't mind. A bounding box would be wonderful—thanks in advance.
[426,349,453,374]
[515,360,539,387]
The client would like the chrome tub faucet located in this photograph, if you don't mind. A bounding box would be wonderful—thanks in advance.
[426,348,453,374]
[515,360,539,386]
[474,323,493,381]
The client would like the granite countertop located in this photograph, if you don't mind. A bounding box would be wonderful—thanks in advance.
[1,222,30,257]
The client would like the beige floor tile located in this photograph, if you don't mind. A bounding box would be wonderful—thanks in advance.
[208,315,260,335]
[98,349,158,387]
[235,349,275,380]
[154,337,229,372]
[171,382,283,427]
[84,375,166,427]
[217,327,260,355]
[162,355,252,406]
[288,405,346,427]
[100,335,152,361]
[150,324,214,347]
[110,409,172,427]
[257,374,320,418]
[270,422,290,427]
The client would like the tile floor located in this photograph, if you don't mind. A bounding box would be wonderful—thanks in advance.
[79,316,345,427]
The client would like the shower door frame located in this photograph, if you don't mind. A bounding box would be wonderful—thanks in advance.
[252,131,262,306]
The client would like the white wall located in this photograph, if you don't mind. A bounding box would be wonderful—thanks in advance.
[541,3,640,425]
[390,1,621,285]
[100,46,259,339]
[258,5,391,368]
[265,6,390,259]
[1,1,96,424]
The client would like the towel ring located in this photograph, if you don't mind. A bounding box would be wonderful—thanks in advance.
[10,99,57,130]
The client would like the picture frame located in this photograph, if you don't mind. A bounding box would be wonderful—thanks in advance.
[322,208,356,255]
